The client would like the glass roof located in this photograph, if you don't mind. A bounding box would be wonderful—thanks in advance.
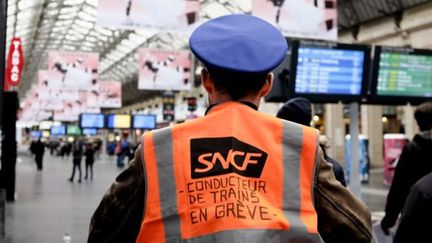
[5,0,251,100]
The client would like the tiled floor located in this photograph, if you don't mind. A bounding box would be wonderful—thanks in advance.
[6,148,121,243]
[6,147,389,242]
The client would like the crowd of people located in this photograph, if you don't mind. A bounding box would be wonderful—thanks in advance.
[29,137,104,183]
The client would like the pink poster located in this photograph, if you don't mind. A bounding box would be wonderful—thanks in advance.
[87,81,122,108]
[47,51,99,90]
[97,0,200,30]
[54,109,79,122]
[138,49,192,91]
[40,100,64,110]
[54,92,101,122]
[251,0,337,40]
[36,87,79,101]
[38,70,48,86]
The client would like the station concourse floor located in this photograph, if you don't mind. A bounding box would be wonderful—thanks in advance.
[6,147,389,243]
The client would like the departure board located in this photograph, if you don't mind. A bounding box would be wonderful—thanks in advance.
[80,114,105,128]
[377,52,432,97]
[295,47,365,95]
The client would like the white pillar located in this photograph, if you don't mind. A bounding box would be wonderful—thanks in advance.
[402,105,418,140]
[324,103,345,165]
[361,105,384,167]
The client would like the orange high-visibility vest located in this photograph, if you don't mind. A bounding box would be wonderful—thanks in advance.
[136,102,323,243]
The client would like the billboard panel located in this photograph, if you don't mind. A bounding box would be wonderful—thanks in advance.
[138,49,191,91]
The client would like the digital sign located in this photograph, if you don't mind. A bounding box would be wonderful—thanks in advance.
[132,115,156,129]
[370,46,432,105]
[67,125,81,135]
[82,128,97,136]
[51,125,66,136]
[30,131,42,139]
[80,113,105,129]
[290,41,370,103]
[107,114,131,129]
[377,50,432,97]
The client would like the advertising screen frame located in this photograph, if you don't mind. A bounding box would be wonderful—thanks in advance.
[370,46,432,105]
[79,113,105,129]
[50,125,66,136]
[132,114,157,130]
[106,114,131,129]
[289,40,371,103]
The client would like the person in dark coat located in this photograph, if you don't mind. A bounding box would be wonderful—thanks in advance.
[32,139,45,171]
[381,101,432,234]
[84,142,95,180]
[69,139,84,183]
[276,97,346,186]
[393,172,432,243]
[319,135,347,187]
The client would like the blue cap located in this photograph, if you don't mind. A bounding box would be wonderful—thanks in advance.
[189,14,288,73]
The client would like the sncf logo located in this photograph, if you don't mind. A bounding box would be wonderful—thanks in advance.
[191,137,268,179]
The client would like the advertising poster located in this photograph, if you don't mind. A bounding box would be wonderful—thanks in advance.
[138,49,192,91]
[36,87,79,101]
[251,0,337,40]
[38,70,48,86]
[40,100,64,111]
[87,81,122,108]
[97,0,200,30]
[47,51,99,90]
[54,109,78,122]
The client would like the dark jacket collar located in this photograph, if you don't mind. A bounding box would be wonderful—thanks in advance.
[205,101,258,115]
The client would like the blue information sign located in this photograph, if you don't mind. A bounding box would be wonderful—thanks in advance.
[295,48,365,95]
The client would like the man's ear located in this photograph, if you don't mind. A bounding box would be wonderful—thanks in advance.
[259,72,274,97]
[201,69,214,94]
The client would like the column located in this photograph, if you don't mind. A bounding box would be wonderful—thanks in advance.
[324,103,345,165]
[361,105,384,167]
[402,104,418,140]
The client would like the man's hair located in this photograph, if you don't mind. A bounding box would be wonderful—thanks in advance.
[207,68,268,100]
[414,101,432,131]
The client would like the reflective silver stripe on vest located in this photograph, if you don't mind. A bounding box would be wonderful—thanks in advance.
[152,128,182,241]
[282,120,307,232]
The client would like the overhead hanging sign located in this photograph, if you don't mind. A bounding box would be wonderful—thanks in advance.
[87,81,122,108]
[96,0,200,30]
[138,49,192,91]
[4,37,24,91]
[251,0,337,41]
[47,51,99,90]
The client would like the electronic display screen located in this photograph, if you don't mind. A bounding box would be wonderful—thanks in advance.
[107,114,131,129]
[42,131,50,138]
[67,125,81,135]
[376,47,432,98]
[31,131,42,139]
[50,125,66,136]
[132,115,156,129]
[290,41,370,103]
[82,128,97,136]
[80,114,105,128]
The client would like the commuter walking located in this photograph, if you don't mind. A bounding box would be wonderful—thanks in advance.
[32,139,45,171]
[393,172,432,243]
[89,14,371,243]
[115,137,129,168]
[69,139,83,183]
[84,142,95,180]
[276,97,346,186]
[381,101,432,234]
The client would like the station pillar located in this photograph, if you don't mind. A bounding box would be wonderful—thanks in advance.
[361,105,384,167]
[324,103,346,165]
